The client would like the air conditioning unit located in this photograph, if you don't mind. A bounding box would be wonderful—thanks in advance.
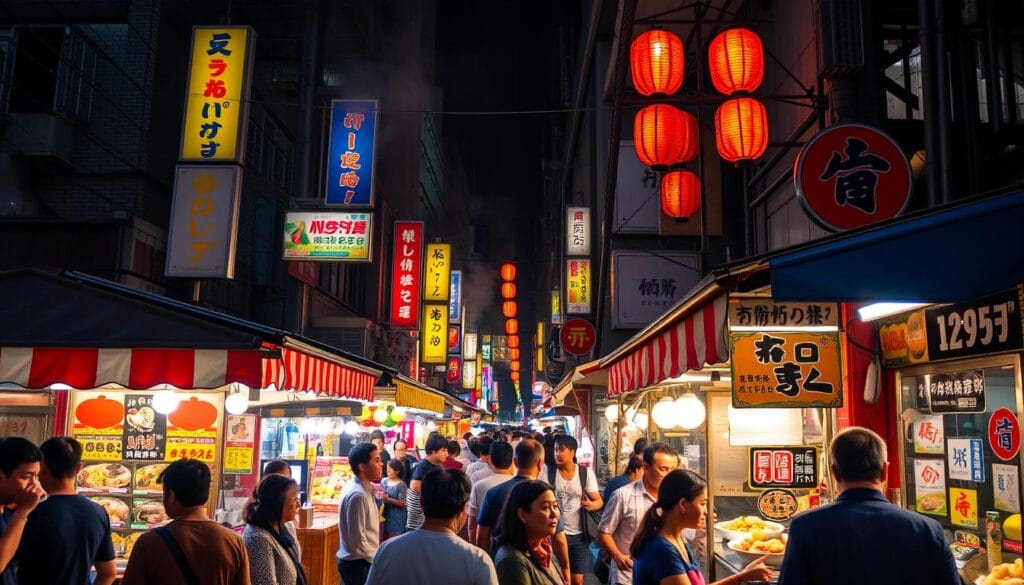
[4,113,76,169]
[311,316,377,358]
[816,0,864,79]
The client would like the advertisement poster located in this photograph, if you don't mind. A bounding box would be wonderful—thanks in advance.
[166,396,220,464]
[993,463,1021,513]
[223,414,256,475]
[324,99,378,206]
[551,289,562,324]
[283,211,372,262]
[914,459,947,516]
[310,456,352,512]
[389,221,423,328]
[878,309,929,367]
[946,438,984,482]
[913,415,945,454]
[730,332,843,408]
[748,447,819,490]
[566,259,592,314]
[72,392,126,462]
[926,370,986,414]
[949,488,978,529]
[122,394,167,461]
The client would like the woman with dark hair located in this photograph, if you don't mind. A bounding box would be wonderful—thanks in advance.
[493,480,563,585]
[244,474,308,585]
[630,470,770,585]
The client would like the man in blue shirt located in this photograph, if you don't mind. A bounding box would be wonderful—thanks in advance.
[778,427,960,585]
[476,438,569,585]
[0,437,45,585]
[17,437,116,585]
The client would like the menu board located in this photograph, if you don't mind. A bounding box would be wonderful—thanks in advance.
[72,393,126,461]
[223,414,257,475]
[123,394,167,461]
[913,459,947,516]
[310,456,352,512]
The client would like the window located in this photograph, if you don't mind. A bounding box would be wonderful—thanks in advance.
[8,27,63,113]
[55,27,97,122]
[884,36,923,121]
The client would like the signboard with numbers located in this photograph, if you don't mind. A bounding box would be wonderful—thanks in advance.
[424,243,452,302]
[324,100,378,206]
[566,207,591,256]
[729,299,839,329]
[926,289,1022,362]
[731,332,843,408]
[389,221,423,329]
[282,211,373,262]
[748,446,819,490]
[924,370,986,413]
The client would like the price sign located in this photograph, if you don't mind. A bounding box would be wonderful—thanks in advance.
[926,289,1022,361]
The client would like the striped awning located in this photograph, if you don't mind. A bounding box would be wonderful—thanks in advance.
[395,380,445,414]
[261,346,376,401]
[606,294,729,396]
[0,347,262,389]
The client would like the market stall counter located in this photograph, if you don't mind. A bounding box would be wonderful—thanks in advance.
[296,513,341,585]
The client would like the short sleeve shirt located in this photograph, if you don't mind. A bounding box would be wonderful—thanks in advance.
[549,465,599,534]
[16,494,115,585]
[412,459,442,481]
[632,536,704,585]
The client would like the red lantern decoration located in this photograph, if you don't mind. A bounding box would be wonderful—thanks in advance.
[501,282,517,299]
[502,301,517,318]
[660,170,701,219]
[505,319,519,335]
[500,263,516,282]
[509,348,520,360]
[708,28,764,95]
[511,360,521,371]
[508,335,520,349]
[630,28,684,97]
[714,97,769,163]
[634,104,698,171]
[511,371,521,382]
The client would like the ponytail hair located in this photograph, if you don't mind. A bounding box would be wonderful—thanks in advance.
[629,469,707,557]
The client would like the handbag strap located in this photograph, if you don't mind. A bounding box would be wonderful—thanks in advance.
[155,526,201,585]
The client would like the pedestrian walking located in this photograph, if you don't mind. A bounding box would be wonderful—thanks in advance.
[778,427,959,585]
[467,436,495,483]
[367,468,497,585]
[336,442,382,585]
[243,474,307,585]
[122,459,249,585]
[370,430,390,469]
[631,469,769,585]
[444,440,466,470]
[547,435,602,585]
[392,439,419,485]
[381,458,408,540]
[406,432,447,530]
[493,480,564,585]
[469,441,515,542]
[16,437,116,585]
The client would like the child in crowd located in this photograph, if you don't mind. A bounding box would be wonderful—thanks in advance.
[380,459,408,540]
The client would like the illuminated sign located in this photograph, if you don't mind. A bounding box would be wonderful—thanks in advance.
[423,243,452,301]
[180,27,254,162]
[566,206,591,255]
[449,270,463,320]
[325,100,378,206]
[421,304,449,364]
[463,333,478,360]
[463,358,477,390]
[282,211,372,262]
[166,165,242,278]
[389,221,422,329]
[566,259,592,314]
[551,289,562,324]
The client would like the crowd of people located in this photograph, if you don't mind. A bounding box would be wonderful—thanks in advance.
[0,425,961,585]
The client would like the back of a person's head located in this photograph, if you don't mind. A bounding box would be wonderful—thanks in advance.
[420,468,471,520]
[0,437,41,476]
[244,473,297,530]
[831,427,887,482]
[160,459,211,507]
[514,438,544,469]
[425,432,448,455]
[447,439,461,457]
[263,459,290,476]
[490,441,514,469]
[642,441,677,466]
[477,436,494,458]
[39,436,82,479]
[633,438,649,456]
[370,430,385,443]
[463,432,473,441]
[349,442,377,475]
[467,436,480,457]
[626,454,644,474]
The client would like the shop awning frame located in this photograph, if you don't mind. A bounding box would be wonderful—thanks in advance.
[374,374,485,418]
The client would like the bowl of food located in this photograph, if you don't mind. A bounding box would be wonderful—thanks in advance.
[714,516,785,542]
[727,532,788,568]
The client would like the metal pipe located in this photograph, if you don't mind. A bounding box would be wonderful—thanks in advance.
[917,0,941,207]
[742,166,752,257]
[983,1,1002,135]
[934,1,953,203]
[292,0,321,202]
[747,169,792,210]
[746,110,819,188]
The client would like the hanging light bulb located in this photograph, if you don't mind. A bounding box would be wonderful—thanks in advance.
[604,404,619,421]
[224,391,249,415]
[675,393,707,429]
[152,389,181,415]
[651,397,679,429]
[344,420,360,435]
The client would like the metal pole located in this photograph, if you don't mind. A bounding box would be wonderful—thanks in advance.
[292,0,321,201]
[933,1,953,204]
[191,280,201,303]
[917,0,941,208]
[983,3,1002,135]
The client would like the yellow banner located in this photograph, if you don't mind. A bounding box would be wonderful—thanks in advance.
[395,381,444,414]
[566,259,592,314]
[181,27,252,161]
[423,243,452,301]
[731,331,843,408]
[422,303,449,363]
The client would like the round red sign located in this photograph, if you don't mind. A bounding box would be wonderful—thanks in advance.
[794,124,912,231]
[560,318,597,356]
[988,407,1021,461]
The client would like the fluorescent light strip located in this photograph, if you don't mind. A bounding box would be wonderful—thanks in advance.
[729,325,839,332]
[856,302,930,322]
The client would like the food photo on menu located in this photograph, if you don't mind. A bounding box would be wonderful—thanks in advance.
[77,463,132,492]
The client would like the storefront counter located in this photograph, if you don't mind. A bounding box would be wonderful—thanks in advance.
[713,541,778,585]
[297,514,340,585]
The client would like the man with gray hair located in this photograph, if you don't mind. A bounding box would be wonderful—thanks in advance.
[778,426,959,585]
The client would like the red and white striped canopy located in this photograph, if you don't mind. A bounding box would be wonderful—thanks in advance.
[261,346,376,401]
[0,347,262,390]
[607,294,729,396]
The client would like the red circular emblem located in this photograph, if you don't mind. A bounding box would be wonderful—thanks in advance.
[794,124,911,231]
[560,318,597,356]
[988,407,1021,461]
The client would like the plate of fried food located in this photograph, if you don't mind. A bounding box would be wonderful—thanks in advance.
[112,532,143,559]
[984,559,1024,585]
[88,497,129,527]
[133,463,168,493]
[714,515,785,542]
[727,531,788,567]
[77,463,131,492]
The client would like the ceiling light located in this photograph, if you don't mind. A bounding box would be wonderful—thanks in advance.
[857,302,929,322]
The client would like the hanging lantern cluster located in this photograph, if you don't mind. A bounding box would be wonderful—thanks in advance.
[501,262,521,383]
[629,24,768,221]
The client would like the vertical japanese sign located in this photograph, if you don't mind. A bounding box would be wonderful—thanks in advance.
[165,166,242,278]
[449,270,463,320]
[446,357,462,385]
[448,325,462,356]
[282,211,373,261]
[462,358,477,390]
[481,335,492,362]
[325,100,378,206]
[992,464,1021,513]
[421,303,449,364]
[730,332,843,408]
[180,26,254,162]
[390,221,423,329]
[913,415,945,454]
[947,438,985,482]
[223,414,256,475]
[551,290,562,324]
[566,259,592,314]
[423,243,452,302]
[463,333,478,360]
[122,394,167,461]
[566,207,591,255]
[913,459,947,516]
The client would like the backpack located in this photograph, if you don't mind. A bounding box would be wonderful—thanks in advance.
[547,464,602,541]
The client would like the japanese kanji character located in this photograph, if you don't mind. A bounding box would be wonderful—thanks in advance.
[771,305,789,325]
[400,258,413,271]
[339,171,359,188]
[200,141,220,157]
[340,152,361,170]
[188,220,211,238]
[201,102,223,119]
[753,305,770,327]
[805,305,826,325]
[188,241,215,262]
[400,274,414,287]
[207,58,227,76]
[803,367,834,393]
[401,229,416,244]
[773,362,802,396]
[207,32,232,56]
[789,306,805,325]
[431,307,443,320]
[203,79,227,99]
[794,342,819,363]
[638,278,659,296]
[199,121,222,139]
[819,137,891,214]
[754,334,786,364]
[735,306,752,326]
[191,196,214,216]
[344,112,365,130]
[659,278,677,298]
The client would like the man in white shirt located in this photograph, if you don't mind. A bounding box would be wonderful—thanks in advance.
[367,468,497,585]
[467,441,514,542]
[337,443,383,585]
[548,435,603,585]
[466,436,495,483]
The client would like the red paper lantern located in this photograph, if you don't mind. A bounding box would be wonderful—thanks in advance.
[630,28,684,97]
[502,301,517,318]
[500,263,516,282]
[501,282,517,299]
[708,28,764,95]
[634,104,698,171]
[505,319,519,335]
[511,360,521,371]
[508,335,520,349]
[511,371,521,382]
[660,170,701,219]
[509,348,520,360]
[714,97,769,163]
